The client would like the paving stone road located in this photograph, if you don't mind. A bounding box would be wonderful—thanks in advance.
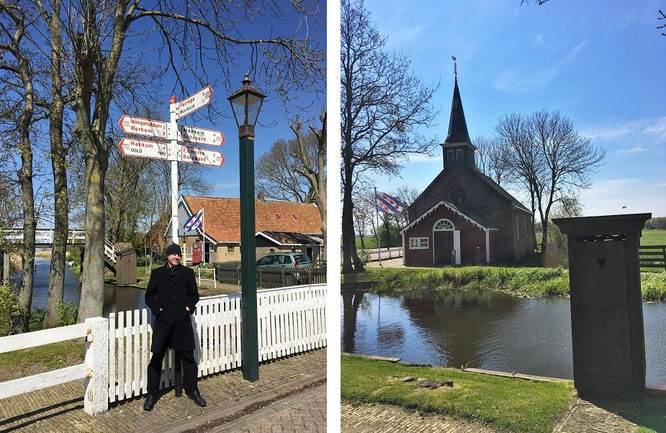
[341,403,495,433]
[211,383,326,432]
[0,349,326,433]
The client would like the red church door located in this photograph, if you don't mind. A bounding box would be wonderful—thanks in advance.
[434,231,453,265]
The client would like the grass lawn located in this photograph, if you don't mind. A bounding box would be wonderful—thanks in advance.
[0,340,85,382]
[342,355,574,433]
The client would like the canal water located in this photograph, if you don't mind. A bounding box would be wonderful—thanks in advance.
[341,290,666,390]
[10,258,146,316]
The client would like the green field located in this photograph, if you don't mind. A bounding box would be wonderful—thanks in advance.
[641,229,666,246]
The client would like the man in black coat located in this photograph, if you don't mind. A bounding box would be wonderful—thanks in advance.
[143,243,206,411]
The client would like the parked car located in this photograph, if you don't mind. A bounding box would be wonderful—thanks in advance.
[256,252,312,284]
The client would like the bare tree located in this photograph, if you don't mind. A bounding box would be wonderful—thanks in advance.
[351,186,375,250]
[0,2,39,333]
[496,110,604,259]
[56,1,324,321]
[474,135,512,187]
[659,10,666,36]
[256,137,316,204]
[393,185,419,228]
[341,0,438,272]
[35,0,73,328]
[289,112,326,261]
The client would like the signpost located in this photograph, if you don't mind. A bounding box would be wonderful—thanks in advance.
[181,146,224,166]
[180,125,225,146]
[118,115,168,139]
[116,85,223,244]
[118,138,168,160]
[175,85,213,119]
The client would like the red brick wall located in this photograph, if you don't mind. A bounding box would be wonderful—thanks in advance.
[403,205,487,266]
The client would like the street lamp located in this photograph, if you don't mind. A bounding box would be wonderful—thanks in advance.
[228,75,265,382]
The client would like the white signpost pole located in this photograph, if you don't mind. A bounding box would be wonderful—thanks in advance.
[169,96,179,244]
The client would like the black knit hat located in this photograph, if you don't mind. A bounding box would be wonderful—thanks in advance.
[165,243,182,257]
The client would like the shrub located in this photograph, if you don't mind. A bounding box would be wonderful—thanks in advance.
[57,302,78,326]
[0,284,19,336]
[641,273,666,301]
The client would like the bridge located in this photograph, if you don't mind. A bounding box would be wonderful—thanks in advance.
[0,228,135,285]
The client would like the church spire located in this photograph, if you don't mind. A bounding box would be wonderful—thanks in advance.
[441,57,475,170]
[444,57,471,144]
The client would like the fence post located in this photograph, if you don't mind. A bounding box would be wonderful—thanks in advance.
[84,317,109,415]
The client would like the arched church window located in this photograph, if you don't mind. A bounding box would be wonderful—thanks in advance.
[456,149,463,160]
[447,150,454,160]
[434,219,455,231]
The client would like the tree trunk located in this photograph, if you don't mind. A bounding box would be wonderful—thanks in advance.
[10,80,35,335]
[43,125,67,328]
[342,162,363,273]
[8,13,36,334]
[44,0,68,328]
[77,152,107,321]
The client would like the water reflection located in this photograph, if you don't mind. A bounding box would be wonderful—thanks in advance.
[341,290,666,389]
[11,258,145,316]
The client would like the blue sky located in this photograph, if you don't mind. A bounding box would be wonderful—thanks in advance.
[362,0,666,217]
[123,5,327,200]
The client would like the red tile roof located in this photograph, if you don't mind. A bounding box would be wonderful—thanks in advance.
[181,195,322,243]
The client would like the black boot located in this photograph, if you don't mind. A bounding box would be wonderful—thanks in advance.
[143,394,156,411]
[185,389,207,407]
[175,372,183,397]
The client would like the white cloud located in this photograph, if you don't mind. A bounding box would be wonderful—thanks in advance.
[580,116,666,156]
[579,178,666,217]
[494,40,587,92]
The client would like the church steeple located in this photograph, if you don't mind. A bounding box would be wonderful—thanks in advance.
[444,77,471,144]
[441,57,475,170]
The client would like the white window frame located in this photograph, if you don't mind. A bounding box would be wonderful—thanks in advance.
[409,237,429,250]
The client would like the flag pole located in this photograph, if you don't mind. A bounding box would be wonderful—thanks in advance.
[202,207,205,264]
[375,187,382,267]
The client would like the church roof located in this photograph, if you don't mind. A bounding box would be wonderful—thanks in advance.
[475,172,531,213]
[443,78,472,145]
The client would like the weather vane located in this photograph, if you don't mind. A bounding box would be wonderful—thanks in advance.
[452,56,457,81]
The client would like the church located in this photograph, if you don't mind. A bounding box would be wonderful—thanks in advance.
[400,76,535,266]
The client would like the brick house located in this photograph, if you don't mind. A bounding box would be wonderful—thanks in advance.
[177,195,323,264]
[400,78,534,266]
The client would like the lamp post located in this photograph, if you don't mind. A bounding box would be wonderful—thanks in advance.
[228,75,265,382]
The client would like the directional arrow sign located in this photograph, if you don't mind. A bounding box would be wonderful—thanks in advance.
[180,145,224,167]
[175,85,213,119]
[118,115,168,139]
[118,138,168,160]
[179,124,225,146]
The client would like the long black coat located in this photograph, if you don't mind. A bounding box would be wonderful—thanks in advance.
[145,264,199,352]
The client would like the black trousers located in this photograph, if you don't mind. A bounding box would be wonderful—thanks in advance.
[147,346,198,396]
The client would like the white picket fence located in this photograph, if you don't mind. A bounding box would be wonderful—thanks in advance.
[0,284,327,415]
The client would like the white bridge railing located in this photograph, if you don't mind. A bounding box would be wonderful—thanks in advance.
[0,227,86,245]
[0,284,327,415]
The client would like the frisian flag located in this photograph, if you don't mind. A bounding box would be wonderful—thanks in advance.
[183,208,203,231]
[376,191,406,214]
